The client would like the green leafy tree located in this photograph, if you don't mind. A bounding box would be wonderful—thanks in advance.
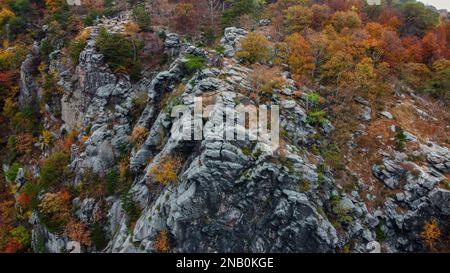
[400,2,439,37]
[132,4,151,32]
[221,0,261,27]
[40,152,70,187]
[95,27,142,81]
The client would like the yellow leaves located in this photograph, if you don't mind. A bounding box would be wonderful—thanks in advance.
[236,32,271,64]
[75,28,92,41]
[154,230,170,253]
[355,57,375,80]
[148,156,182,186]
[45,0,65,13]
[42,130,54,147]
[421,218,442,251]
[38,191,71,225]
[129,127,149,148]
[283,5,313,34]
[2,97,17,119]
[331,11,361,32]
[0,8,15,27]
[432,58,450,72]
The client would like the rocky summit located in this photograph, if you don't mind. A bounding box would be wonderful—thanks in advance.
[0,1,449,254]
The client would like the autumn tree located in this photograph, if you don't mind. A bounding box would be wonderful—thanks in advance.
[421,59,450,103]
[38,191,71,232]
[280,33,315,80]
[283,5,312,34]
[39,151,70,187]
[421,218,442,251]
[249,64,286,103]
[236,32,271,64]
[311,4,331,30]
[173,2,197,35]
[331,11,361,32]
[66,219,91,247]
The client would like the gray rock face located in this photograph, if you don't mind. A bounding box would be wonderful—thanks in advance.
[106,44,348,253]
[27,14,449,254]
[259,19,271,26]
[164,33,181,57]
[31,223,68,253]
[220,27,248,57]
[359,106,372,122]
[18,43,40,107]
[421,143,450,173]
[380,111,394,120]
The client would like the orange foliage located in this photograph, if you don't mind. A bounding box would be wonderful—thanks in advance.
[149,156,182,185]
[421,218,442,251]
[66,219,91,246]
[154,230,170,253]
[129,127,149,147]
[282,33,315,78]
[16,133,34,155]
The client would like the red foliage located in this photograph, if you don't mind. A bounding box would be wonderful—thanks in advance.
[402,36,424,63]
[17,192,33,209]
[3,238,22,253]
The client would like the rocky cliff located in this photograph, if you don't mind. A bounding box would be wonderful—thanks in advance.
[9,15,450,253]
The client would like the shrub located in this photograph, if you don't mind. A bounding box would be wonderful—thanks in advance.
[400,2,439,37]
[67,36,88,65]
[129,127,149,148]
[38,191,71,232]
[17,192,33,209]
[214,44,225,55]
[249,65,286,102]
[95,27,142,81]
[183,54,206,72]
[9,226,31,249]
[281,33,315,78]
[40,152,70,187]
[5,162,21,181]
[90,222,107,250]
[298,179,310,193]
[42,130,53,147]
[3,238,22,253]
[106,170,118,196]
[120,191,140,223]
[154,230,170,253]
[221,0,259,27]
[132,4,151,32]
[307,110,328,125]
[236,32,271,65]
[149,156,182,185]
[66,219,91,246]
[395,127,407,151]
[420,59,450,104]
[41,70,63,104]
[421,218,441,251]
[130,91,148,121]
